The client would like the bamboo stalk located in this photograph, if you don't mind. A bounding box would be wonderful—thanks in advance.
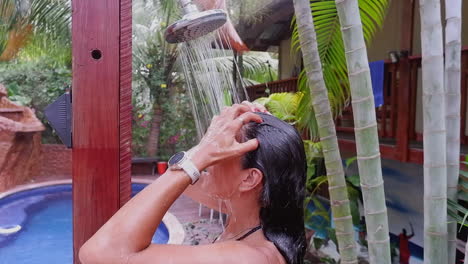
[292,0,358,263]
[334,0,391,263]
[419,0,448,263]
[445,1,462,263]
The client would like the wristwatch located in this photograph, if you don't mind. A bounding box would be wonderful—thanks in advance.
[168,151,200,184]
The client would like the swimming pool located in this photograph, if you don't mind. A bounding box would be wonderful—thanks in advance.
[0,180,184,264]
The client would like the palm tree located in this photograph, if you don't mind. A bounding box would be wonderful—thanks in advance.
[292,0,357,263]
[0,0,70,62]
[419,0,448,263]
[334,0,391,263]
[291,0,388,136]
[444,1,462,263]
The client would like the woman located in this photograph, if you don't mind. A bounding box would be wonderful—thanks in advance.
[79,103,307,264]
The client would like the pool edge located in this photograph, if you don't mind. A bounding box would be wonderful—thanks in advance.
[0,178,185,245]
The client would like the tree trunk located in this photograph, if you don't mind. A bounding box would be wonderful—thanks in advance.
[445,1,462,263]
[334,1,391,263]
[419,0,448,263]
[146,104,163,157]
[292,1,358,263]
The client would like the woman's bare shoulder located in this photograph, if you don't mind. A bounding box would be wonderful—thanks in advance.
[242,238,287,264]
[126,240,274,264]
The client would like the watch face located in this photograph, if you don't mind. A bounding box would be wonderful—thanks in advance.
[169,152,185,166]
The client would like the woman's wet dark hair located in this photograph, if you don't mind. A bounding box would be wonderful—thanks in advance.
[241,112,307,264]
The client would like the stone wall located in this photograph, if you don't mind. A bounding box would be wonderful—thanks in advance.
[39,144,72,179]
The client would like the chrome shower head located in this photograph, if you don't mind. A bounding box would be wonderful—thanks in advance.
[164,0,227,43]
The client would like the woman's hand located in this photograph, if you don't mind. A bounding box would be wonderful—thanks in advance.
[241,100,271,114]
[190,104,262,171]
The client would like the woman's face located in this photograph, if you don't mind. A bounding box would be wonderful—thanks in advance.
[198,156,246,199]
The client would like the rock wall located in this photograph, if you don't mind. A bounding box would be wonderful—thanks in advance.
[0,84,45,192]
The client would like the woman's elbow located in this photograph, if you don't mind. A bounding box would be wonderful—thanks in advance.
[79,240,120,264]
[78,239,130,264]
[79,242,99,264]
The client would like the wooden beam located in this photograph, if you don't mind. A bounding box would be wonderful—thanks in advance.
[338,139,398,160]
[72,0,132,262]
[394,0,415,162]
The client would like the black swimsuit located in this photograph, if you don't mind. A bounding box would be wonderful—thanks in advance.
[213,225,262,243]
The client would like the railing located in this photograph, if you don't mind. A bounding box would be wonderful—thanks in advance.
[245,47,468,163]
[336,61,399,140]
[246,77,298,100]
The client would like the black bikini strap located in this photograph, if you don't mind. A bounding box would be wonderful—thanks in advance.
[236,225,262,241]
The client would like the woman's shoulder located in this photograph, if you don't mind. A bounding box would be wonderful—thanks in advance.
[241,238,287,264]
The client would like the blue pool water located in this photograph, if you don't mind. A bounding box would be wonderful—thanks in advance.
[0,183,169,264]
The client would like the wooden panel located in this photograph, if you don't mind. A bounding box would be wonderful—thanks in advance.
[408,59,419,140]
[246,77,298,100]
[338,139,398,160]
[119,0,132,206]
[72,0,122,263]
[395,10,414,163]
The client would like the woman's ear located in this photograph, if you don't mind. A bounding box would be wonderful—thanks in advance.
[239,168,263,192]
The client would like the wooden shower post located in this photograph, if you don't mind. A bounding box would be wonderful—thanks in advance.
[395,0,415,162]
[71,0,132,263]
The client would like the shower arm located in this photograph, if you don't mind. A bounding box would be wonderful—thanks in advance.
[178,0,199,15]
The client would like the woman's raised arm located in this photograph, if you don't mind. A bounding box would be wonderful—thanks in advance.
[79,104,263,264]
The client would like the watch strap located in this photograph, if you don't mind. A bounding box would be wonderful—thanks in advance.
[179,157,200,184]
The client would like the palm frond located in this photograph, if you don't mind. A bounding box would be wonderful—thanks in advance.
[0,0,71,61]
[292,0,388,135]
[177,50,278,85]
[253,92,303,124]
[447,199,468,229]
[29,0,71,37]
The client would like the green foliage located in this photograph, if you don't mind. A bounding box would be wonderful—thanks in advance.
[18,30,71,67]
[0,0,71,58]
[460,159,468,202]
[292,0,388,134]
[448,158,468,230]
[447,199,468,230]
[0,58,71,143]
[203,50,278,86]
[158,93,198,160]
[132,0,200,158]
[254,92,303,124]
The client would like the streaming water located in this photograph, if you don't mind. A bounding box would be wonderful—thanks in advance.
[179,30,248,137]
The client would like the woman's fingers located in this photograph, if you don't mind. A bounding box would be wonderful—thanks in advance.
[226,104,250,119]
[231,112,262,130]
[235,138,259,154]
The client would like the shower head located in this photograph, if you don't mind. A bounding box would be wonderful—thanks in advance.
[164,0,227,43]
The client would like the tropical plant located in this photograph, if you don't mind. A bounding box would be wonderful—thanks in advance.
[445,1,463,263]
[291,0,388,135]
[460,159,468,203]
[419,0,448,263]
[292,0,357,262]
[254,92,302,124]
[133,0,180,157]
[0,0,70,61]
[446,197,468,263]
[0,57,71,143]
[334,0,391,263]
